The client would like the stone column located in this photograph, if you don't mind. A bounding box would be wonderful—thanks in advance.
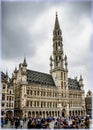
[46,102,47,108]
[51,102,53,108]
[66,103,69,118]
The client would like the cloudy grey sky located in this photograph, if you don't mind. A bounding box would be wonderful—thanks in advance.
[1,1,92,95]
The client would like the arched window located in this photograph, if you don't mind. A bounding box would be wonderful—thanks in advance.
[30,101,32,106]
[64,73,66,80]
[37,91,39,95]
[61,81,63,89]
[10,91,11,94]
[41,102,43,107]
[61,72,63,80]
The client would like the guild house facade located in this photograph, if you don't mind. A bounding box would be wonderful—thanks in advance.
[1,72,14,118]
[1,13,86,118]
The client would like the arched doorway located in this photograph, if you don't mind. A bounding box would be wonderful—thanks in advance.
[52,111,54,117]
[32,111,35,117]
[28,111,31,118]
[43,111,45,117]
[6,110,13,119]
[46,111,48,117]
[62,109,66,117]
[39,111,42,117]
[58,111,60,116]
[36,111,39,117]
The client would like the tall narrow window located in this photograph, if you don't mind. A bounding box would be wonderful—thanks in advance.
[61,81,63,89]
[30,101,32,107]
[61,72,63,80]
[64,73,66,80]
[30,90,32,95]
[41,102,43,107]
[27,90,29,95]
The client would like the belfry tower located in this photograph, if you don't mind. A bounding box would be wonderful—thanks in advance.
[50,12,68,90]
[50,12,69,116]
[50,12,69,117]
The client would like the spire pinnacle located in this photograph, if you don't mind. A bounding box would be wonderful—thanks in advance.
[56,11,58,17]
[54,12,60,30]
[23,57,27,67]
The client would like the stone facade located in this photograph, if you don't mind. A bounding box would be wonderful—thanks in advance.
[1,13,86,118]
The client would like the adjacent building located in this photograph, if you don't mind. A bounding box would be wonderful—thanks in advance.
[1,72,14,118]
[85,90,92,116]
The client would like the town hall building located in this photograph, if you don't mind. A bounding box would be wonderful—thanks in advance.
[1,13,86,118]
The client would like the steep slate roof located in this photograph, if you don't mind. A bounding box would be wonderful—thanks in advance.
[68,78,80,90]
[27,70,56,87]
[27,70,80,90]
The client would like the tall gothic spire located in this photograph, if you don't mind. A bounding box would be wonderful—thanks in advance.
[51,12,64,70]
[54,12,60,30]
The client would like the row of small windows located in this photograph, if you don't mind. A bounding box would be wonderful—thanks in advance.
[2,103,14,108]
[26,101,58,108]
[69,100,82,107]
[7,96,14,101]
[27,90,67,98]
[26,101,68,108]
[69,94,81,98]
[2,94,14,101]
[6,103,14,107]
[27,90,58,97]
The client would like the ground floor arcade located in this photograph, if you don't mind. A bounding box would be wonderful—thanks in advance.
[14,108,85,118]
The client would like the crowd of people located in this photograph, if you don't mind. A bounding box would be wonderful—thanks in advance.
[27,115,91,129]
[1,115,92,129]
